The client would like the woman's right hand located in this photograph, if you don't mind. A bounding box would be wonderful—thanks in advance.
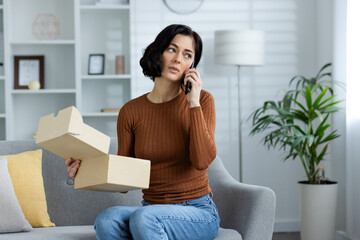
[65,158,81,179]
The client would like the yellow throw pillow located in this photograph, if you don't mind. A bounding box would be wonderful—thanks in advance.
[1,149,55,227]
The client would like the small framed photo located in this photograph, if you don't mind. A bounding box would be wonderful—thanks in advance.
[88,54,105,75]
[14,56,44,89]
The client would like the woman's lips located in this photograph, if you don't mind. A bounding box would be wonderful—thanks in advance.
[169,66,179,73]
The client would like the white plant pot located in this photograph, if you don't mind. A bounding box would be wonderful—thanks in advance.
[299,181,338,240]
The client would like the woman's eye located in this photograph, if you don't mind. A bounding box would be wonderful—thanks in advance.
[185,54,192,59]
[168,48,175,53]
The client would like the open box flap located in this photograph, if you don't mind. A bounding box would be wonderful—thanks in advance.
[34,106,110,159]
[35,106,83,142]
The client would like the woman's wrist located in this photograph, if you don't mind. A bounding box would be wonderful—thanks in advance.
[189,101,200,108]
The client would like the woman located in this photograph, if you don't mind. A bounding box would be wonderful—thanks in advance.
[65,24,219,240]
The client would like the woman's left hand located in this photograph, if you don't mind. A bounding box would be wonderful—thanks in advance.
[183,68,202,108]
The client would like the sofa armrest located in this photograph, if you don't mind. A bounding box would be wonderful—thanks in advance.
[208,157,276,240]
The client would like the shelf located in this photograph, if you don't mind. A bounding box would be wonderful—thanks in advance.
[10,40,76,45]
[11,89,76,94]
[80,5,130,10]
[83,112,119,117]
[82,74,131,79]
[0,76,4,80]
[12,44,76,89]
[0,113,5,118]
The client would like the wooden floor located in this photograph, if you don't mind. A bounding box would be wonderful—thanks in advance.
[272,232,301,240]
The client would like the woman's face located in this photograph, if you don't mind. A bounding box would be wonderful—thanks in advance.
[160,34,195,82]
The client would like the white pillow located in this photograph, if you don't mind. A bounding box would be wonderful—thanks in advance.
[0,157,32,233]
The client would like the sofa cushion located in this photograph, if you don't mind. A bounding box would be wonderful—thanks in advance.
[1,150,55,227]
[0,158,32,233]
[0,226,241,240]
[216,228,242,240]
[0,226,96,240]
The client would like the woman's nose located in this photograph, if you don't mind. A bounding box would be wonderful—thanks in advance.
[173,53,182,63]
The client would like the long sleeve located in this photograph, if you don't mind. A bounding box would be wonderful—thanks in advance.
[117,105,135,157]
[189,91,217,170]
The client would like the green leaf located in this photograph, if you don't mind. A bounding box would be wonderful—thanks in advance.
[313,87,328,108]
[316,72,332,81]
[318,94,336,108]
[314,110,324,122]
[289,76,298,86]
[283,93,293,109]
[317,113,330,127]
[315,63,332,79]
[291,110,308,123]
[293,99,308,112]
[314,114,331,143]
[322,106,341,114]
[306,135,315,146]
[291,136,304,153]
[305,86,312,109]
[319,100,342,112]
[290,124,306,135]
[319,130,340,144]
[317,144,328,164]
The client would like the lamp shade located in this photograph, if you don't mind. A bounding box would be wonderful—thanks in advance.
[214,30,265,66]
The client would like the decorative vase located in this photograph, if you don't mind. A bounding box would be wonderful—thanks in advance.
[115,55,125,74]
[32,14,60,40]
[299,181,338,240]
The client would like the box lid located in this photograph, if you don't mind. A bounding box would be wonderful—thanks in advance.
[34,106,110,159]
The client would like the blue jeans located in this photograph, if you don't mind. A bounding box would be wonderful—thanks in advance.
[94,193,220,240]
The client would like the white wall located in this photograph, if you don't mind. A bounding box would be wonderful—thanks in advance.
[130,0,342,233]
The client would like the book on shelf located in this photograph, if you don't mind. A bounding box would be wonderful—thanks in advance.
[101,108,120,113]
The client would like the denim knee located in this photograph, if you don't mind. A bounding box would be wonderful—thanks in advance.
[129,207,167,240]
[94,207,116,231]
[94,207,129,240]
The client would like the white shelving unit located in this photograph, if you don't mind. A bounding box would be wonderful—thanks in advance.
[11,89,77,94]
[0,0,132,140]
[10,40,76,45]
[82,74,131,79]
[80,5,130,10]
[0,0,5,140]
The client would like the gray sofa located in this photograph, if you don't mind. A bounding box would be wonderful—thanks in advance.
[0,139,276,240]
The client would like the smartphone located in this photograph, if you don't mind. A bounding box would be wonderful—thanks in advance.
[185,61,194,94]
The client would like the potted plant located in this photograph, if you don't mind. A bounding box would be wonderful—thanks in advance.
[249,63,342,240]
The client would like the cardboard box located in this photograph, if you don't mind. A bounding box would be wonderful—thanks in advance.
[34,106,150,192]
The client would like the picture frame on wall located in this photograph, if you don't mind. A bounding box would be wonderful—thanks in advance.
[88,54,105,75]
[14,56,44,89]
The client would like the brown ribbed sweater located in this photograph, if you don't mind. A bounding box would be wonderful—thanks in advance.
[117,90,217,204]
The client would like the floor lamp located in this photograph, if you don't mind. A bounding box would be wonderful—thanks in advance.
[214,30,265,181]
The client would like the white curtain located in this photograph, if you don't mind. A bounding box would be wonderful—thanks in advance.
[345,0,360,238]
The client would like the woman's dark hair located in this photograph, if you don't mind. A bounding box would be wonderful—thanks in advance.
[139,24,202,81]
